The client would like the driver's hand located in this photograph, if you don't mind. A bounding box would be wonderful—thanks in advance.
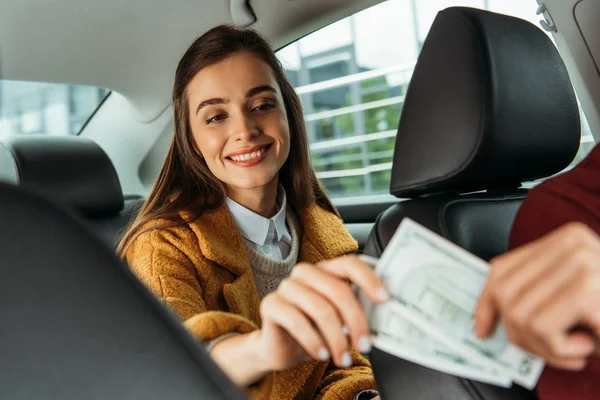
[474,222,600,370]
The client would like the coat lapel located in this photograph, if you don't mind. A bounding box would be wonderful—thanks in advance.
[184,206,250,276]
[180,204,358,328]
[184,206,262,325]
[299,206,359,264]
[184,204,358,272]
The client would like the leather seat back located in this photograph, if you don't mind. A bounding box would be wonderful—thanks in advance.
[365,7,581,399]
[0,135,143,247]
[364,192,527,262]
[0,181,245,399]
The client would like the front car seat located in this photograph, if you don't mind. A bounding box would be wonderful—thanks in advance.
[364,7,581,400]
[0,181,245,400]
[0,135,144,247]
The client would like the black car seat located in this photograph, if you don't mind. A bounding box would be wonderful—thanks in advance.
[0,181,245,400]
[0,135,144,247]
[364,7,581,400]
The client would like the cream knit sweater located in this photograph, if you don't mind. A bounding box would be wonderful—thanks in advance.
[243,205,302,299]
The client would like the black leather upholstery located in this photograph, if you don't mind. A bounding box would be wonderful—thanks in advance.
[91,196,146,247]
[0,182,245,400]
[390,7,580,198]
[364,191,527,261]
[0,135,124,217]
[365,7,582,400]
[0,135,143,247]
[371,348,535,400]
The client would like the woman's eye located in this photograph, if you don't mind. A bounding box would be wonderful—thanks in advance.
[206,114,226,124]
[253,103,275,112]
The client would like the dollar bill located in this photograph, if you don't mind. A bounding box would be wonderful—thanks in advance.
[371,301,513,387]
[369,218,545,389]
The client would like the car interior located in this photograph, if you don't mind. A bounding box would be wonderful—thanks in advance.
[0,135,145,247]
[0,0,599,398]
[0,181,245,400]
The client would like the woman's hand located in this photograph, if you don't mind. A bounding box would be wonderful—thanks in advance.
[210,254,388,387]
[474,222,600,370]
[254,254,389,371]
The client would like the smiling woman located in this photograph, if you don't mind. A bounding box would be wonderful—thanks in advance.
[119,25,387,400]
[187,53,291,215]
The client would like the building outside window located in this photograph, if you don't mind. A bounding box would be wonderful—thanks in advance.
[0,0,594,200]
[277,0,595,199]
[0,80,108,137]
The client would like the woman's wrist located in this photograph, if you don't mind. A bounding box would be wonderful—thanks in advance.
[245,329,273,371]
[210,330,271,387]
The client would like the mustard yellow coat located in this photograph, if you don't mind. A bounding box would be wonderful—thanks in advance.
[126,204,377,399]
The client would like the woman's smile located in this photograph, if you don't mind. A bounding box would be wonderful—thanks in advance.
[225,143,272,167]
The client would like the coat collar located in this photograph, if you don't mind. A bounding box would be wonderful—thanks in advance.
[181,203,358,326]
[298,205,359,264]
[183,203,358,277]
[182,205,250,277]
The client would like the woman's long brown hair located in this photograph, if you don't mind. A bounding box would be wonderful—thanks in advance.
[117,25,337,256]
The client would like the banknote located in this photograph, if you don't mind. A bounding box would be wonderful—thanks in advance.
[370,301,512,387]
[366,218,545,389]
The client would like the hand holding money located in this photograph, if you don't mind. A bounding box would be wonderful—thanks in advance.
[475,222,600,371]
[362,218,545,389]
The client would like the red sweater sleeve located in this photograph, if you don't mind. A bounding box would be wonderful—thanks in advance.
[509,145,600,400]
[510,178,600,248]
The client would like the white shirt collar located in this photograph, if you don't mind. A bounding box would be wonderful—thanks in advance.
[225,185,291,247]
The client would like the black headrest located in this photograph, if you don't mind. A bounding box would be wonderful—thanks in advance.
[0,182,244,399]
[390,7,581,198]
[0,135,124,217]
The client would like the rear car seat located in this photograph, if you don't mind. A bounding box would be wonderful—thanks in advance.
[0,135,144,247]
[364,7,581,399]
[0,181,244,400]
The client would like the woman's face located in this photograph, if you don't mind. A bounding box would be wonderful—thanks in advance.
[186,52,291,194]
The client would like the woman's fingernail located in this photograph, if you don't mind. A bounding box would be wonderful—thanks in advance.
[359,335,372,353]
[342,325,350,336]
[472,316,486,338]
[341,351,352,368]
[318,347,330,361]
[474,323,482,338]
[377,287,390,302]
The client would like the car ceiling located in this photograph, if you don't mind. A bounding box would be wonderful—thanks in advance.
[0,0,384,121]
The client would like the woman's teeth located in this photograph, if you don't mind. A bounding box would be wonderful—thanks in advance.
[230,148,266,162]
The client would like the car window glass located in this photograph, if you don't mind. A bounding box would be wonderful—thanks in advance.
[0,80,109,136]
[276,0,595,199]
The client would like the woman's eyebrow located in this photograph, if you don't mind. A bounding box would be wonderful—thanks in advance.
[195,86,276,115]
[195,98,227,115]
[246,85,277,98]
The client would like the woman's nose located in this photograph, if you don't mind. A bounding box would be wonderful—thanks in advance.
[232,114,258,142]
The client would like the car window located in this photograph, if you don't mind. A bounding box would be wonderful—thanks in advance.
[276,0,595,200]
[0,80,109,136]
